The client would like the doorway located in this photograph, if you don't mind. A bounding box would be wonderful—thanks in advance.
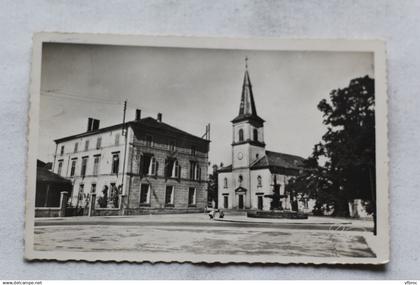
[223,195,228,209]
[238,195,244,209]
[257,195,263,210]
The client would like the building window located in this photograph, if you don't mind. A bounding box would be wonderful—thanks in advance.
[223,177,228,188]
[70,159,77,177]
[223,195,229,209]
[145,135,153,147]
[253,129,258,142]
[139,154,158,176]
[81,157,88,176]
[238,175,243,183]
[93,155,100,176]
[238,129,244,142]
[149,157,157,175]
[91,183,96,194]
[74,142,78,153]
[257,175,262,187]
[188,187,196,206]
[191,146,196,156]
[96,137,102,149]
[115,133,120,146]
[84,140,89,151]
[60,145,64,155]
[111,153,119,174]
[165,185,174,206]
[57,160,63,176]
[169,140,176,152]
[165,158,180,179]
[189,161,200,181]
[140,184,150,205]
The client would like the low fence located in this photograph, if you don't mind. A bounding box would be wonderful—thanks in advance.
[34,207,62,218]
[247,210,308,219]
[123,207,204,216]
[35,191,68,218]
[35,192,206,217]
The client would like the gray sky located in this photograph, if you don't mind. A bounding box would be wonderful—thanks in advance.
[39,43,373,167]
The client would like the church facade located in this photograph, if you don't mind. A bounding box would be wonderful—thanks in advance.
[218,66,307,212]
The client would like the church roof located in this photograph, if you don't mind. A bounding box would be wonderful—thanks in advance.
[250,150,305,175]
[217,151,305,175]
[217,164,233,173]
[231,69,265,124]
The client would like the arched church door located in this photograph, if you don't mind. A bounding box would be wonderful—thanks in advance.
[238,195,244,209]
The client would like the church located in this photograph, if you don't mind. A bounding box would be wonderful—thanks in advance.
[218,62,307,212]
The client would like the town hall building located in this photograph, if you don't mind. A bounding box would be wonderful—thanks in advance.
[218,64,307,212]
[50,110,210,216]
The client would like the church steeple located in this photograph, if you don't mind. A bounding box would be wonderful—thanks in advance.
[231,58,266,170]
[232,58,265,124]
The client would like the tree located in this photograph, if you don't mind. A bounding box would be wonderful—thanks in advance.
[286,155,349,216]
[287,75,376,233]
[207,164,219,208]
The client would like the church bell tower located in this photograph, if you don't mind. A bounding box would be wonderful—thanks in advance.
[231,58,266,170]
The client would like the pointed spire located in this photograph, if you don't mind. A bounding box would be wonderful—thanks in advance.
[232,57,264,124]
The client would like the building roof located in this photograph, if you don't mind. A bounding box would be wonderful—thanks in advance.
[231,69,265,124]
[54,117,210,144]
[130,117,210,143]
[217,151,305,175]
[250,150,305,174]
[217,164,233,173]
[37,161,72,185]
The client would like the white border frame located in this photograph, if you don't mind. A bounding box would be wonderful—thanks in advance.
[25,33,388,264]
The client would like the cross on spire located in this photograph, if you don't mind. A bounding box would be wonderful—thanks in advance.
[245,56,248,70]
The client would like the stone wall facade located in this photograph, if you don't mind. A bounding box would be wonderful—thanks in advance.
[125,124,209,212]
[51,116,210,215]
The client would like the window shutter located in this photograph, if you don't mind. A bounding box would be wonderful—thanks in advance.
[164,159,169,178]
[154,160,159,176]
[189,162,193,180]
[150,157,154,175]
[148,157,154,175]
[176,162,181,179]
[194,164,198,180]
[139,154,143,176]
[172,160,176,178]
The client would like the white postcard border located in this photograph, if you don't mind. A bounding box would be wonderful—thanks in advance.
[25,33,389,264]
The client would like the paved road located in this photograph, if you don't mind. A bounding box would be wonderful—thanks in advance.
[33,214,376,258]
[35,218,372,232]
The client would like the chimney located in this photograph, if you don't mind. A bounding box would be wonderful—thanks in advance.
[206,124,211,140]
[87,118,93,132]
[135,109,141,121]
[157,113,162,122]
[92,119,100,131]
[87,118,100,132]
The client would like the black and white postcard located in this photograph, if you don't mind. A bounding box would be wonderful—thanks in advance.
[25,33,388,264]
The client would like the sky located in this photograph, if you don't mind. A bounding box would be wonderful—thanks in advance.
[38,43,374,168]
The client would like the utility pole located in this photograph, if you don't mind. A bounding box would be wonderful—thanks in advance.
[121,100,128,198]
